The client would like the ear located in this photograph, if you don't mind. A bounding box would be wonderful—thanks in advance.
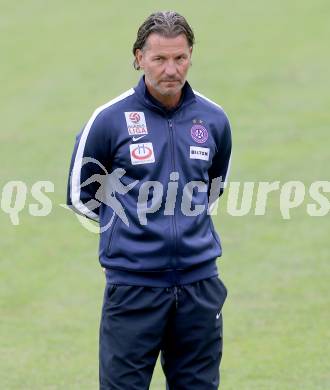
[135,49,144,69]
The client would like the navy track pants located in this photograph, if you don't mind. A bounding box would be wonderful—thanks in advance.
[99,276,227,389]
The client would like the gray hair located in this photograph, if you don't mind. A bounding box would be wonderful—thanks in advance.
[132,11,195,70]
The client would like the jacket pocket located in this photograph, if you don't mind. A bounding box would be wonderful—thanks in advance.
[106,213,119,257]
[209,218,221,250]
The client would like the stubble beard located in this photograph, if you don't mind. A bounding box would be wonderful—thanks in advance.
[156,79,184,97]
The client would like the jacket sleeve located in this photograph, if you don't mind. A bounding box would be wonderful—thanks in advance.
[208,115,232,200]
[66,110,111,221]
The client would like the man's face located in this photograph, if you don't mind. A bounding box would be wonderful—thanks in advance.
[136,33,192,99]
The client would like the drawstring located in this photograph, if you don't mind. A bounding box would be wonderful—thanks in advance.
[166,286,182,309]
[173,286,181,309]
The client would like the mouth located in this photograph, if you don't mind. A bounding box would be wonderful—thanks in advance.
[161,80,180,84]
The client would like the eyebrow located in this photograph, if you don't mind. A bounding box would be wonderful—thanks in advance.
[151,53,188,58]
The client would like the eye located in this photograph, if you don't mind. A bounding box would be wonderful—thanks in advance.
[176,55,187,63]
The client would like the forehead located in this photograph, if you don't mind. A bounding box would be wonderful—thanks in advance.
[144,33,190,54]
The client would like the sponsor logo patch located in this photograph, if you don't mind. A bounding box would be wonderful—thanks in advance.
[125,112,148,136]
[189,146,210,161]
[130,142,155,165]
[191,124,208,144]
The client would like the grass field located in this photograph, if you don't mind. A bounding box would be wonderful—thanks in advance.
[1,1,330,389]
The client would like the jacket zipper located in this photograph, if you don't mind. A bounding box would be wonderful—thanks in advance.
[168,118,178,267]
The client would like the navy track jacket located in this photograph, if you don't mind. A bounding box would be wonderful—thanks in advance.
[67,77,232,287]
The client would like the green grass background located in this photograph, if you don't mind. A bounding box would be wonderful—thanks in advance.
[1,0,329,388]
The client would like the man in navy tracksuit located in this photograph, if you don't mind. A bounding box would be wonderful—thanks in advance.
[67,11,232,389]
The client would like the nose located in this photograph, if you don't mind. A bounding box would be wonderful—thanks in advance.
[164,60,177,77]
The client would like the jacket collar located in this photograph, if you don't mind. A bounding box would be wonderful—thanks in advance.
[134,76,196,115]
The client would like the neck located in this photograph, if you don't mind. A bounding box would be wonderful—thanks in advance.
[145,81,182,110]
